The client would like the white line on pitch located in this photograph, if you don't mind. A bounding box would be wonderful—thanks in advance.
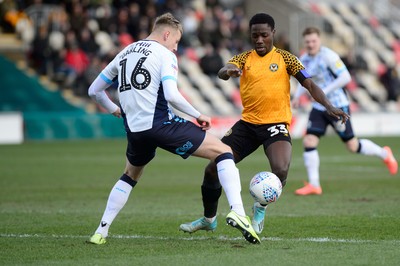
[1,233,399,244]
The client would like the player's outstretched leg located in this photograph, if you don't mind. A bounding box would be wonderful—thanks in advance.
[179,217,217,233]
[251,202,267,234]
[226,211,261,244]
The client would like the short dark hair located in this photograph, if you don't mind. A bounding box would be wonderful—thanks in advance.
[302,27,320,37]
[249,13,275,29]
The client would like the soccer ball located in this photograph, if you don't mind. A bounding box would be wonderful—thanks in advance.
[249,171,282,205]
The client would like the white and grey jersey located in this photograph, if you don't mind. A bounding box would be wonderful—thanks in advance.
[300,46,350,110]
[100,40,179,132]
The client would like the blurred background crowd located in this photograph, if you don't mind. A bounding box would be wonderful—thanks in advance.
[1,0,400,115]
[0,0,251,98]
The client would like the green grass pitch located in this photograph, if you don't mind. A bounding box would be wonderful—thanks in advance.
[0,136,399,265]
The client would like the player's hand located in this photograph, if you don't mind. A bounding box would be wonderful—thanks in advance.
[112,107,121,118]
[326,106,350,124]
[196,114,211,130]
[227,68,242,78]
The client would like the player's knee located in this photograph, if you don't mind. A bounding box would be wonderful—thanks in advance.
[303,134,318,148]
[345,138,359,153]
[219,143,233,154]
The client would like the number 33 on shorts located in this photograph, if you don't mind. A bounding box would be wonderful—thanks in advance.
[267,124,289,137]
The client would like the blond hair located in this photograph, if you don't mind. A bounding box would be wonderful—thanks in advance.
[153,13,183,35]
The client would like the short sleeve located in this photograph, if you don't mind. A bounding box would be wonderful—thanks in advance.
[228,50,252,70]
[276,49,310,84]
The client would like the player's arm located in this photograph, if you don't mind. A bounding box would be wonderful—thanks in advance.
[285,50,349,123]
[218,51,249,80]
[88,74,121,117]
[163,78,211,130]
[218,63,242,80]
[162,53,211,130]
[323,54,352,95]
[301,77,349,123]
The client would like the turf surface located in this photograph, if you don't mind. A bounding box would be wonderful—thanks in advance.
[0,136,399,265]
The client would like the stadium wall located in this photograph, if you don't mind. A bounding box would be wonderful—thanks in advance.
[208,113,400,139]
[2,111,399,143]
[290,112,400,138]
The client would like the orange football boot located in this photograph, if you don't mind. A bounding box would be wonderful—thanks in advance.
[383,146,398,175]
[295,182,322,196]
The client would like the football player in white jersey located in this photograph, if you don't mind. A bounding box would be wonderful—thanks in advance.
[293,27,398,196]
[87,13,260,244]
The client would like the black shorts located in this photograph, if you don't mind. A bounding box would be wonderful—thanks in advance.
[221,120,292,163]
[125,116,206,166]
[306,107,354,141]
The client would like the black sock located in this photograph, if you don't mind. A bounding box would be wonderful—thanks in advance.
[201,185,222,218]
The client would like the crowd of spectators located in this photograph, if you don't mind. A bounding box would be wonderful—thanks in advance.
[4,0,397,108]
[0,0,249,98]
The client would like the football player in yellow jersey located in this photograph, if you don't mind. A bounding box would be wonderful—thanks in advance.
[179,13,349,236]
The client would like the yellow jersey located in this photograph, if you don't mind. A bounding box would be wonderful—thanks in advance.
[228,47,306,126]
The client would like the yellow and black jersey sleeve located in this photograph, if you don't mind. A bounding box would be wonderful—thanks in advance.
[275,48,304,75]
[228,50,252,69]
[276,48,310,83]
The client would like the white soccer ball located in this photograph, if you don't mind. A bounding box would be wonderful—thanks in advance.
[249,171,282,205]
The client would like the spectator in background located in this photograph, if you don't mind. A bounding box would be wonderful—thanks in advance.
[47,4,69,33]
[82,56,103,99]
[199,42,224,77]
[380,66,400,102]
[0,0,27,33]
[117,25,134,49]
[198,8,220,45]
[126,2,141,41]
[93,2,114,33]
[180,7,200,47]
[62,40,89,95]
[69,1,87,36]
[16,0,251,101]
[24,0,52,34]
[78,27,99,58]
[275,32,290,51]
[29,24,50,75]
[229,5,249,53]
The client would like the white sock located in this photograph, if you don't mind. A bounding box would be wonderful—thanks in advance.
[205,216,216,223]
[358,139,386,159]
[95,180,133,237]
[304,149,320,187]
[216,159,245,216]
